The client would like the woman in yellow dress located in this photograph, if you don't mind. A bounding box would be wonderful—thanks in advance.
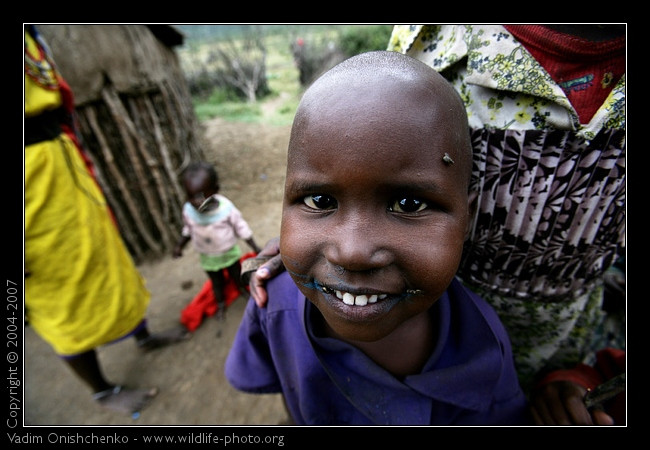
[24,25,189,416]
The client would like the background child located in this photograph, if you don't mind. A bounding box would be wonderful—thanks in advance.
[225,51,530,425]
[173,161,261,321]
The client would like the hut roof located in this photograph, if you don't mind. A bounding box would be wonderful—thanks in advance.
[36,24,186,105]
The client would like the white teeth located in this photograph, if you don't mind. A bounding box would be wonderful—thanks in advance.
[355,295,368,306]
[333,290,384,306]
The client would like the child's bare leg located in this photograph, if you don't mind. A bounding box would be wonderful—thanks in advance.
[228,260,248,296]
[65,350,158,415]
[207,270,227,321]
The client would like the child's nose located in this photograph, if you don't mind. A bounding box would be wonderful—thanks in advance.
[323,216,392,272]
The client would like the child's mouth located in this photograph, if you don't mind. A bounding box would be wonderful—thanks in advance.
[318,285,423,306]
[320,285,387,306]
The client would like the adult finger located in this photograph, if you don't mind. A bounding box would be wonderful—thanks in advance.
[592,409,615,426]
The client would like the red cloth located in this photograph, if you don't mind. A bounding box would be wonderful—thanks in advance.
[180,252,256,331]
[504,25,625,124]
[536,348,625,424]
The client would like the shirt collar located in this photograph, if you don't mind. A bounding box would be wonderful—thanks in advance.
[183,194,232,224]
[302,278,506,424]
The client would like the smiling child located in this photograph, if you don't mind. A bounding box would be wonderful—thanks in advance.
[224,51,530,425]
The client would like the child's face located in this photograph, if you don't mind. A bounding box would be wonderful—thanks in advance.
[184,170,218,210]
[280,77,475,343]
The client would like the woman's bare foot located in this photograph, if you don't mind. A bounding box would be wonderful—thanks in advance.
[94,385,159,415]
[137,326,191,351]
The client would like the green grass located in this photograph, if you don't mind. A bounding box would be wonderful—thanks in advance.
[184,31,303,125]
[183,26,391,126]
[193,98,263,123]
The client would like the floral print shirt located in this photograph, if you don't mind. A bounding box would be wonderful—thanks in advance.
[388,25,625,389]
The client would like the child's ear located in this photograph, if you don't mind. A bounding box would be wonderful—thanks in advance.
[465,190,479,240]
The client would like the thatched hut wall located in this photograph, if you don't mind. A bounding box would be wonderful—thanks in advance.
[36,24,207,262]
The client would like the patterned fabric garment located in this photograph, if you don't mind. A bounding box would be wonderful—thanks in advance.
[388,25,625,390]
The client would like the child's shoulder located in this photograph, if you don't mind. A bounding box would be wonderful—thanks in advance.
[446,278,511,342]
[213,194,231,208]
[263,271,303,314]
[242,271,305,334]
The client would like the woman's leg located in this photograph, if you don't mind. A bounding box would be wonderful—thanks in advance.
[65,349,113,393]
[134,323,191,351]
[64,349,158,415]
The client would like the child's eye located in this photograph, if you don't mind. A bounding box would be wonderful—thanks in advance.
[388,197,428,214]
[303,194,337,210]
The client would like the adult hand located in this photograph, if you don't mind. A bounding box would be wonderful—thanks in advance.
[247,237,284,308]
[530,380,615,425]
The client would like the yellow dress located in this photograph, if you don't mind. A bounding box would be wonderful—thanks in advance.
[24,29,150,356]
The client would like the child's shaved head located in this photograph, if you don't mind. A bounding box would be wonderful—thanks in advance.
[289,50,473,189]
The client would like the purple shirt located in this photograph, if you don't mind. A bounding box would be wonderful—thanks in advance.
[225,272,530,425]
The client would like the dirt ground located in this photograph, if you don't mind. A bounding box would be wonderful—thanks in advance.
[23,118,293,426]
